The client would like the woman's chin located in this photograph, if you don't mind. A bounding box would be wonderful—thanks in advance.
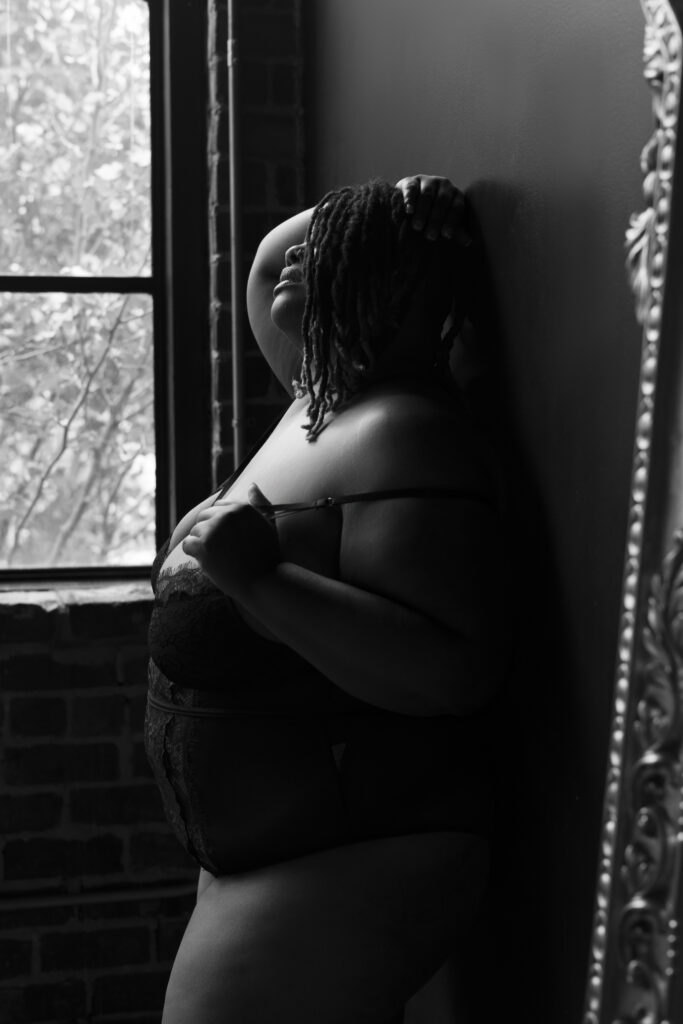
[271,289,305,343]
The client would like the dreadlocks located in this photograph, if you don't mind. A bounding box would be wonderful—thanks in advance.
[293,177,471,441]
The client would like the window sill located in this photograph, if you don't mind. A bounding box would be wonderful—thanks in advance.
[0,580,153,603]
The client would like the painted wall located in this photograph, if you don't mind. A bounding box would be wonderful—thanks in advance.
[304,2,653,1020]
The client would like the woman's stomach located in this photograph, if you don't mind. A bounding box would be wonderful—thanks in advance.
[144,661,494,876]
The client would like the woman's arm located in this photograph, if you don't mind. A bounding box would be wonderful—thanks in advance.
[246,208,315,395]
[182,415,506,717]
[229,558,497,717]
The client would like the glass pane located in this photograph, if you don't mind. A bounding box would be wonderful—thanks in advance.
[0,292,155,568]
[0,0,151,276]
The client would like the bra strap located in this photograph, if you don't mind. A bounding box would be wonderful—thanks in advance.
[258,487,494,518]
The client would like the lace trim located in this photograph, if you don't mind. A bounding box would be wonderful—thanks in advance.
[155,559,221,603]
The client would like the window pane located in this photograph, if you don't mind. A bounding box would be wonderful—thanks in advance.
[0,292,155,568]
[0,0,151,276]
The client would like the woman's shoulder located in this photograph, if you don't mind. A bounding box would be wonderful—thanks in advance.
[340,379,498,496]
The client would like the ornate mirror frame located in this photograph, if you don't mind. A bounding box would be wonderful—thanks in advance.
[583,2,683,1022]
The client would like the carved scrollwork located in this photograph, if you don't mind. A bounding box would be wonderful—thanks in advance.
[621,803,672,898]
[626,2,680,326]
[586,530,683,1023]
[583,3,683,1023]
[613,536,683,1019]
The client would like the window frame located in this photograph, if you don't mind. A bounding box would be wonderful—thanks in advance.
[0,0,212,585]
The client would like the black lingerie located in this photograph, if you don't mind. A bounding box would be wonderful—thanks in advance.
[144,431,498,876]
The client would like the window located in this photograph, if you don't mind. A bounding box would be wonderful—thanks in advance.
[0,0,212,580]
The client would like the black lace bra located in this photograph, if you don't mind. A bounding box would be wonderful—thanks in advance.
[148,420,496,710]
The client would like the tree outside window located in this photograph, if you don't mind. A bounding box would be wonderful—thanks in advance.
[0,0,155,569]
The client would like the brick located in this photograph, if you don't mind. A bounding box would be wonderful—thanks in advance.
[0,602,61,644]
[0,978,86,1021]
[243,321,263,353]
[129,693,148,735]
[117,649,149,687]
[77,890,195,922]
[40,925,150,971]
[0,792,63,833]
[91,970,169,1014]
[241,12,297,60]
[0,655,67,693]
[244,113,298,159]
[64,657,119,688]
[0,939,32,979]
[215,447,235,486]
[4,742,119,785]
[93,1018,160,1024]
[215,353,232,398]
[133,740,154,779]
[0,655,117,692]
[69,600,150,640]
[245,403,287,446]
[129,832,197,874]
[9,697,67,738]
[156,918,187,962]
[275,162,298,207]
[218,401,237,448]
[246,353,275,398]
[3,834,123,880]
[219,397,287,445]
[0,903,73,929]
[61,657,119,690]
[70,785,165,826]
[272,63,297,106]
[243,159,268,206]
[72,694,125,737]
[241,60,270,106]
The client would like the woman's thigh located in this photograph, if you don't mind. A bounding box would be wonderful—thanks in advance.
[162,831,489,1024]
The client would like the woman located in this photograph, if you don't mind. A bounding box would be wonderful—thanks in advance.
[145,174,507,1024]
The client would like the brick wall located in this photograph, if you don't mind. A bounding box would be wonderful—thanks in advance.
[0,586,197,1022]
[0,1,305,1020]
[209,0,305,485]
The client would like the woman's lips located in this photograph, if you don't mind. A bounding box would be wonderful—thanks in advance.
[273,269,303,294]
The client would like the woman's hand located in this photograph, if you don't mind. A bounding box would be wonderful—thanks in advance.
[395,174,470,245]
[181,484,280,598]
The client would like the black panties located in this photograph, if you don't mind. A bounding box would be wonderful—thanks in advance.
[144,661,492,876]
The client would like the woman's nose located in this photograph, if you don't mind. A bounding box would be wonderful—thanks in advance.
[284,242,306,266]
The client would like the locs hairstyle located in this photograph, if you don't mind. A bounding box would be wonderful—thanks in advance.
[293,177,471,440]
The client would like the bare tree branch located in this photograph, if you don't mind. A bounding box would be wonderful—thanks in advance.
[7,292,132,564]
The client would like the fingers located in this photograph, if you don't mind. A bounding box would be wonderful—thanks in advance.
[396,175,471,245]
[181,533,202,557]
[425,183,469,244]
[248,482,271,509]
[396,176,421,215]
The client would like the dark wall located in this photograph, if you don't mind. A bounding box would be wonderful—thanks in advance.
[304,2,652,1019]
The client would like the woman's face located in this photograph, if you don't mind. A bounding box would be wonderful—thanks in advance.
[270,241,306,347]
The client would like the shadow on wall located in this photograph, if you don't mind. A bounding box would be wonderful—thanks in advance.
[445,177,603,1022]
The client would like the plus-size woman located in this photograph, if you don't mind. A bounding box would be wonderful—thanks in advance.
[145,174,506,1024]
